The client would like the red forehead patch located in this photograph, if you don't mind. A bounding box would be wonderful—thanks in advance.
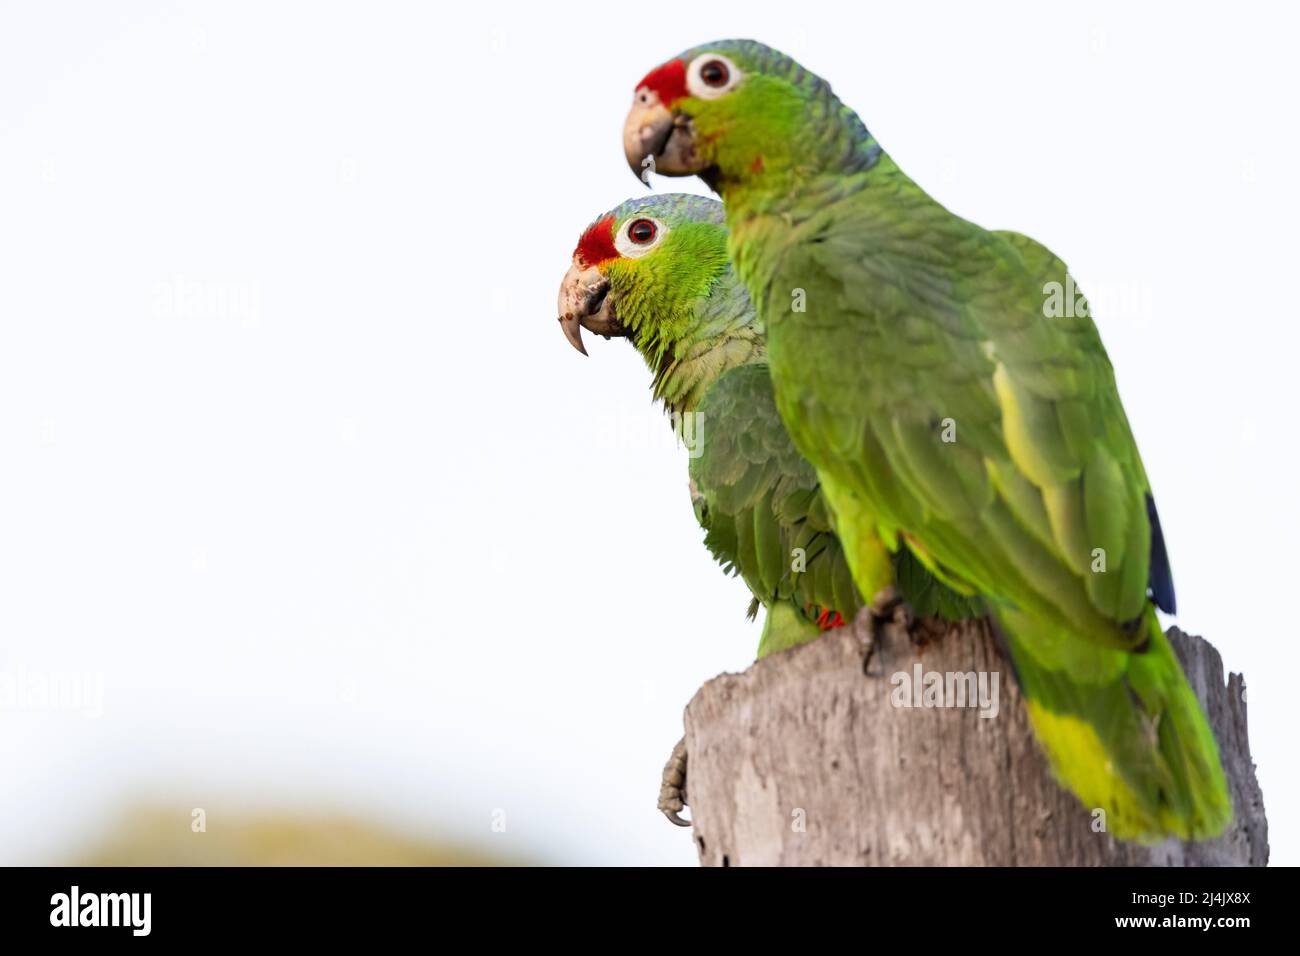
[636,59,687,106]
[575,215,618,267]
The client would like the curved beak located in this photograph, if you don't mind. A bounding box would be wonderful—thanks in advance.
[556,261,625,356]
[623,92,702,183]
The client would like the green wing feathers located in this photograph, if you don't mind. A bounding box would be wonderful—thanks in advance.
[690,363,980,658]
[762,192,1229,840]
[690,362,859,650]
[972,236,1230,839]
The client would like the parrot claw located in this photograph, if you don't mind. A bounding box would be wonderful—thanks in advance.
[657,736,692,827]
[854,584,916,675]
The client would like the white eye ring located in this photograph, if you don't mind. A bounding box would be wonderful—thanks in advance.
[686,53,741,100]
[614,216,669,258]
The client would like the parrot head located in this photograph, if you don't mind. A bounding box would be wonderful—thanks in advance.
[559,192,734,356]
[557,193,758,411]
[622,39,877,194]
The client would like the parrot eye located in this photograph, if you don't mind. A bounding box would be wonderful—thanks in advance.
[686,53,741,100]
[700,60,728,87]
[628,219,657,244]
[614,215,669,258]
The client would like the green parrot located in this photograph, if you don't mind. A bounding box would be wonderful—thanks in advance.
[557,193,979,663]
[619,40,1230,842]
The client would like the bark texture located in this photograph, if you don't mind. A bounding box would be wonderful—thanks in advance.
[683,621,1267,866]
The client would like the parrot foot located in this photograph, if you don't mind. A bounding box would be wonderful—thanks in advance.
[658,736,691,827]
[854,584,915,676]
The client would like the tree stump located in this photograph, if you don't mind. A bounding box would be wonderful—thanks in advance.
[682,621,1267,866]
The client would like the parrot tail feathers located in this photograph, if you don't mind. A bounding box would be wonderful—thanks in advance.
[1002,609,1231,843]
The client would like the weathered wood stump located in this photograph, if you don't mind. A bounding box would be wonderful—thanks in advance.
[682,621,1267,866]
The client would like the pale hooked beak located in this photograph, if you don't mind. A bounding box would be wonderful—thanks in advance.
[556,261,625,356]
[623,92,701,183]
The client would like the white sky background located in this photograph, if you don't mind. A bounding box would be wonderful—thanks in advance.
[0,1,1295,866]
